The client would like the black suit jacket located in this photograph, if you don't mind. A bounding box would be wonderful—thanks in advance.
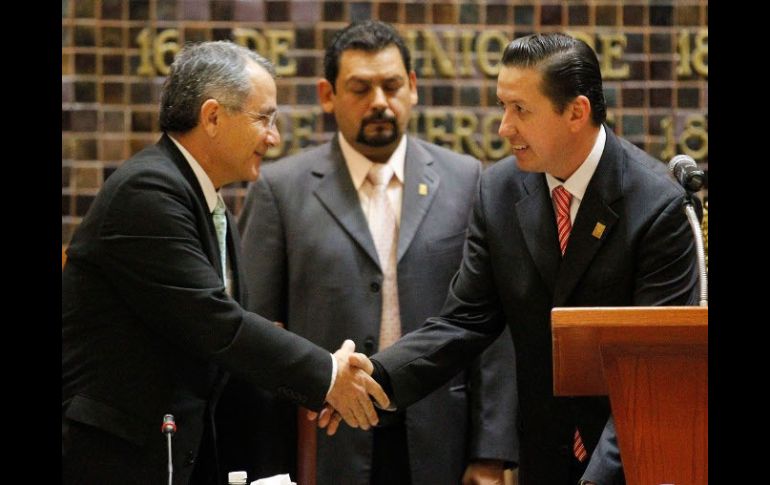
[217,136,518,484]
[372,128,699,485]
[62,134,333,485]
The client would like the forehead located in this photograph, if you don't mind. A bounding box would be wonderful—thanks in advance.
[496,65,546,100]
[337,45,408,80]
[243,61,277,108]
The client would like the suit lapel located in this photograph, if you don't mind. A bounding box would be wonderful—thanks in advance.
[516,172,561,296]
[553,129,624,306]
[398,138,439,262]
[157,134,221,273]
[312,137,382,269]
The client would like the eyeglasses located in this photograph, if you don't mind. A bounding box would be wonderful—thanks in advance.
[246,110,278,130]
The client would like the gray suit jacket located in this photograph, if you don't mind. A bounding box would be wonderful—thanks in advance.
[217,135,519,484]
[372,129,699,485]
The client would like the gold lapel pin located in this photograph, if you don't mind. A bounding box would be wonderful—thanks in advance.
[418,183,428,196]
[592,222,606,239]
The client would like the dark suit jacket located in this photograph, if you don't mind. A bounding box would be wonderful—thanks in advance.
[372,129,699,485]
[62,134,334,485]
[216,136,518,484]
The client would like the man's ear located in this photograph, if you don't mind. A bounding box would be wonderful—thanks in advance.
[568,95,592,132]
[317,78,335,114]
[200,98,221,136]
[409,70,418,106]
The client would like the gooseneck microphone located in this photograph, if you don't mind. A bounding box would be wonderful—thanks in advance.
[162,414,176,485]
[668,154,705,193]
[668,155,707,306]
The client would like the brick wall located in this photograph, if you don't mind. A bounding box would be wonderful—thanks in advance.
[62,0,708,245]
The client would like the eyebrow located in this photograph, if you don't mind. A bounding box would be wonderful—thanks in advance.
[344,75,405,86]
[247,107,277,117]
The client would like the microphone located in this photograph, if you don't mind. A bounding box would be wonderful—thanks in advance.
[668,154,705,192]
[161,414,177,435]
[667,155,708,306]
[162,414,176,485]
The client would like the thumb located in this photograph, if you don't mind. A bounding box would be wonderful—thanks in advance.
[348,352,373,374]
[339,339,355,354]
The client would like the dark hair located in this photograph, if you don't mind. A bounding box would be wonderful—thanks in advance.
[501,33,606,125]
[323,20,411,91]
[159,41,276,133]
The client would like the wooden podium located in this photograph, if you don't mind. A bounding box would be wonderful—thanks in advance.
[551,306,707,485]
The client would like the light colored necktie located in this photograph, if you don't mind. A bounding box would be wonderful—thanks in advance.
[553,185,588,462]
[367,163,401,350]
[212,195,228,283]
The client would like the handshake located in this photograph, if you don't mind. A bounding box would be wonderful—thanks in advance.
[310,339,390,436]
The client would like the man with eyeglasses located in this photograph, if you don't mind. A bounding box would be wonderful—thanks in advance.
[62,41,388,485]
[217,21,519,485]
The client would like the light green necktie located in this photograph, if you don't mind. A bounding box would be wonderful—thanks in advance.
[212,195,227,282]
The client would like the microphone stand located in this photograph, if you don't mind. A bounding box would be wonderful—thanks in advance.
[166,432,173,485]
[162,414,177,485]
[682,194,708,306]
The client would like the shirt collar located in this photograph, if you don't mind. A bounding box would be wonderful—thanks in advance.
[338,132,406,190]
[545,124,606,201]
[168,135,220,213]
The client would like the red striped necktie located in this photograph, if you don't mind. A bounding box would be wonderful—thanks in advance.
[552,185,588,462]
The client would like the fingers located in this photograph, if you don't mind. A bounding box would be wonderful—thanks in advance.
[306,409,318,421]
[348,352,373,374]
[316,405,333,427]
[326,411,343,436]
[364,374,390,409]
[346,391,374,430]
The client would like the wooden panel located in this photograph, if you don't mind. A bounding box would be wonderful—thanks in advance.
[551,307,708,485]
[552,307,707,395]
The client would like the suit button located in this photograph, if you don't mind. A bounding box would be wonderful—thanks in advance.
[364,337,375,355]
[185,450,196,466]
[370,282,381,293]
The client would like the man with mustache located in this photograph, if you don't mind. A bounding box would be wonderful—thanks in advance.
[334,33,699,485]
[216,20,519,485]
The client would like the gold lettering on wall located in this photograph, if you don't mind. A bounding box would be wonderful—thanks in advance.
[265,30,297,76]
[677,29,708,78]
[420,30,457,78]
[481,113,510,160]
[289,109,319,154]
[476,30,508,77]
[598,34,630,80]
[232,27,268,56]
[423,108,450,144]
[452,111,485,159]
[660,114,708,161]
[135,28,180,76]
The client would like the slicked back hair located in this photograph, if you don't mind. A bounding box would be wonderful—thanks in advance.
[501,33,606,125]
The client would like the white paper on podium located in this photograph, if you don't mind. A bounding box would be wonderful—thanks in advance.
[250,473,296,485]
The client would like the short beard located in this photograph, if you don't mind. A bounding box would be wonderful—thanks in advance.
[356,111,399,147]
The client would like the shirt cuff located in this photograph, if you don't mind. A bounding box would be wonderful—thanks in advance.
[326,353,337,398]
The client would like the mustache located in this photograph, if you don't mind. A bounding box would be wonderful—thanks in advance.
[361,111,396,126]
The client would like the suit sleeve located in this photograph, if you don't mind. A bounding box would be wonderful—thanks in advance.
[583,192,698,485]
[95,170,332,410]
[373,175,507,407]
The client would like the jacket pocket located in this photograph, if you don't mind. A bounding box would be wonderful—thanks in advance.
[425,231,466,254]
[64,394,148,446]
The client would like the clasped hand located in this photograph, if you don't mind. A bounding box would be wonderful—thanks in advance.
[313,339,388,436]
